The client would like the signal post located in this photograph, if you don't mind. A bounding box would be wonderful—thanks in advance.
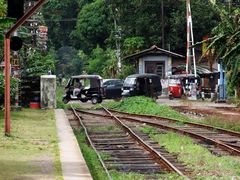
[4,0,47,135]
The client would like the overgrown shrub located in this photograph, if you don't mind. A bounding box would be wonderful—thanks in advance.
[0,73,18,107]
[106,96,187,120]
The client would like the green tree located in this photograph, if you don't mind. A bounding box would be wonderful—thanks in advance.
[0,0,6,17]
[56,46,83,76]
[0,74,18,106]
[86,46,107,75]
[71,0,111,53]
[22,50,56,76]
[103,49,118,78]
[0,0,14,60]
[206,3,240,97]
[123,36,145,55]
[107,0,218,54]
[42,0,81,49]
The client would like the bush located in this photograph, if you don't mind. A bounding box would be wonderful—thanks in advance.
[0,74,18,107]
[106,96,187,120]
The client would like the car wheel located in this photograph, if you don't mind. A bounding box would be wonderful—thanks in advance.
[80,99,88,103]
[62,97,69,104]
[97,97,102,103]
[91,97,98,104]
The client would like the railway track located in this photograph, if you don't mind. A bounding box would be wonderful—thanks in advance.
[102,108,240,156]
[69,106,191,178]
[76,107,240,156]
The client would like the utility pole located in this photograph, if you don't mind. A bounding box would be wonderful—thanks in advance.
[4,0,47,135]
[113,7,122,73]
[161,0,164,49]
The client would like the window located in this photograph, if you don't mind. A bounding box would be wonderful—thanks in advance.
[156,63,164,78]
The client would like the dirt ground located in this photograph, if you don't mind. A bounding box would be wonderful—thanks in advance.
[157,96,240,122]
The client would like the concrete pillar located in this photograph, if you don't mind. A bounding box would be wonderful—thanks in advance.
[41,75,56,108]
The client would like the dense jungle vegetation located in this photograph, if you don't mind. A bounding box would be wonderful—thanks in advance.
[0,0,239,98]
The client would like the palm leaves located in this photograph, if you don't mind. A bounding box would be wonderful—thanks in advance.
[206,4,240,93]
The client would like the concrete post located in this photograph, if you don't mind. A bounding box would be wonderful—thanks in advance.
[41,75,56,108]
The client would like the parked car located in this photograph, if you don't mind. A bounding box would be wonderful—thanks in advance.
[62,75,103,104]
[122,74,162,98]
[102,79,123,99]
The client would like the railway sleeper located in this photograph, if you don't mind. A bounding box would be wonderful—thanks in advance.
[93,142,135,145]
[113,166,163,173]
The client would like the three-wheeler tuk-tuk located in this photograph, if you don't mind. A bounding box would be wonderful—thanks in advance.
[62,75,103,104]
[122,74,162,98]
[168,74,201,99]
[168,76,183,99]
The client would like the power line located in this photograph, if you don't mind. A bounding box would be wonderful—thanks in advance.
[43,18,78,22]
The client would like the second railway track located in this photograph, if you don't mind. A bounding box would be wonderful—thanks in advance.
[107,108,240,154]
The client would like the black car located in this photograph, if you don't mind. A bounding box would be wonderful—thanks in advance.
[102,79,123,99]
[122,74,162,98]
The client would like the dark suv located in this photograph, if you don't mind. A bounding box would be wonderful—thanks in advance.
[102,79,123,99]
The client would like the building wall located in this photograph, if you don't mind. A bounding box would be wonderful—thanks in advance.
[138,55,172,78]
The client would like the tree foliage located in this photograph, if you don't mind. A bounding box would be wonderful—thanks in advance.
[0,0,15,61]
[42,0,80,49]
[206,3,240,95]
[0,74,18,106]
[123,36,145,55]
[71,0,111,53]
[41,0,234,81]
[86,46,107,75]
[22,50,56,76]
[55,46,83,76]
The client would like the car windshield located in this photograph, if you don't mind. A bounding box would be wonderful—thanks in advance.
[124,78,136,85]
[169,79,181,84]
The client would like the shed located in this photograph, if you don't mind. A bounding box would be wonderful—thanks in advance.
[124,45,185,78]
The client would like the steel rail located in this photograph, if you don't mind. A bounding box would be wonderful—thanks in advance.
[108,109,240,138]
[71,106,112,180]
[108,110,240,156]
[76,108,240,156]
[100,106,187,177]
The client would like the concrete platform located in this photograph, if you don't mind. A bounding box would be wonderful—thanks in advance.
[55,109,92,180]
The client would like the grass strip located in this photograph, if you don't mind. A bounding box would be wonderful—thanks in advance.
[106,96,240,132]
[0,109,62,180]
[140,126,240,179]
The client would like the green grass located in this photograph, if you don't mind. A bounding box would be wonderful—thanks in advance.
[106,96,240,132]
[140,126,240,179]
[198,116,240,132]
[105,96,240,178]
[0,109,62,180]
[106,96,188,120]
[74,129,110,179]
